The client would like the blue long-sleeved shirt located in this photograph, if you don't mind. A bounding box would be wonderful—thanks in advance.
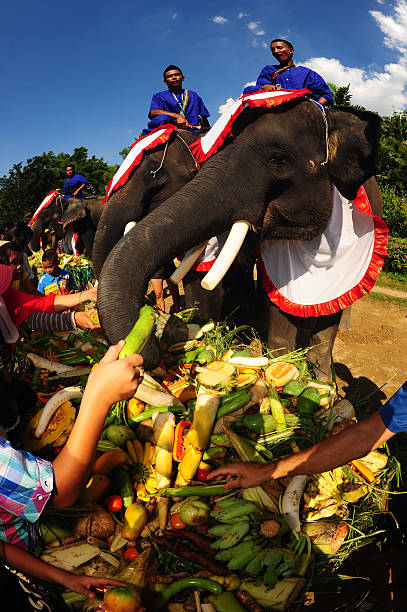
[244,64,333,105]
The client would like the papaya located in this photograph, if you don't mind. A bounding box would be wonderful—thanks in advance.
[92,447,128,474]
[79,474,110,503]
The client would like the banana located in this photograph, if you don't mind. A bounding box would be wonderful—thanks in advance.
[210,521,250,550]
[245,549,268,577]
[212,514,251,525]
[263,549,284,568]
[215,548,234,562]
[210,500,257,522]
[264,566,279,587]
[208,523,236,537]
[216,496,240,508]
[227,545,263,571]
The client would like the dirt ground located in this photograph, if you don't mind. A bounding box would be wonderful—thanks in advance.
[333,294,407,409]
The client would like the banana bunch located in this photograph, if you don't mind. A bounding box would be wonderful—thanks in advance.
[208,496,308,588]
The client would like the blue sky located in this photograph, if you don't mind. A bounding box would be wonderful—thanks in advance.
[1,0,406,180]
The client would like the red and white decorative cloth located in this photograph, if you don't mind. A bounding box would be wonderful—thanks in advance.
[28,190,60,226]
[257,185,389,317]
[190,88,310,164]
[103,124,178,204]
[186,89,311,271]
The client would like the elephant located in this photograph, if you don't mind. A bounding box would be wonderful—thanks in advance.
[97,99,381,370]
[59,196,103,257]
[92,129,200,279]
[29,195,103,257]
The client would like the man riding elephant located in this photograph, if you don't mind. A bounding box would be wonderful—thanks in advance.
[143,65,211,134]
[59,164,89,199]
[244,38,333,106]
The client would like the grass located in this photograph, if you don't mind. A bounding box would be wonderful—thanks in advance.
[376,270,407,291]
[366,292,407,309]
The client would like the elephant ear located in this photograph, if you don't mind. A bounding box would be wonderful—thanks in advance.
[327,107,381,200]
[61,197,87,229]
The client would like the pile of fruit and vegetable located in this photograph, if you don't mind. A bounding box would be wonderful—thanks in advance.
[18,307,402,611]
[29,251,95,290]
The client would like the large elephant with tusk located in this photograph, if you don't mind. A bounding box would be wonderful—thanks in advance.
[92,129,200,279]
[97,99,382,370]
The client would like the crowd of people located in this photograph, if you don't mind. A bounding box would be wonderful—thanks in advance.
[0,36,406,610]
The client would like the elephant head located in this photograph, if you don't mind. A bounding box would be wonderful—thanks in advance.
[98,101,381,369]
[92,129,200,278]
[29,195,66,252]
[60,196,103,257]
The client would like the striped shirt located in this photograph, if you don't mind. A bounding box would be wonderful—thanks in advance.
[0,433,54,550]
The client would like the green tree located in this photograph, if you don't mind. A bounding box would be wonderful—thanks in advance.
[376,111,407,194]
[328,83,352,106]
[0,148,119,224]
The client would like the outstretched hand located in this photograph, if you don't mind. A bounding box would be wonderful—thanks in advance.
[83,341,144,408]
[60,573,127,599]
[206,461,271,490]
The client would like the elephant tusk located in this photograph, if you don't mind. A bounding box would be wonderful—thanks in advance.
[124,221,137,235]
[170,241,209,285]
[200,221,250,291]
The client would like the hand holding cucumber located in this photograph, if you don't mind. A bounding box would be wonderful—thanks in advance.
[84,341,144,407]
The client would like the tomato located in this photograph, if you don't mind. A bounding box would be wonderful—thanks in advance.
[196,468,210,481]
[170,513,187,530]
[123,547,141,560]
[105,494,123,512]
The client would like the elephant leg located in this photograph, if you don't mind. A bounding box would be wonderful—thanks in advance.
[183,270,224,322]
[266,302,342,380]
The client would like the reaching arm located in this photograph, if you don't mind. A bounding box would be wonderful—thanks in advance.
[51,342,143,507]
[207,411,395,490]
[52,286,97,311]
[1,541,126,598]
[72,183,86,197]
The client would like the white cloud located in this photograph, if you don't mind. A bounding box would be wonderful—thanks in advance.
[171,12,177,19]
[238,12,249,18]
[212,15,228,24]
[304,0,407,115]
[218,82,255,114]
[248,21,261,31]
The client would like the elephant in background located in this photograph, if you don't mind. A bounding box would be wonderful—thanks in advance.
[97,100,381,370]
[29,195,103,257]
[92,129,200,279]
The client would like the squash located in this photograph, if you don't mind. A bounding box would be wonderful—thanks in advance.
[265,362,299,387]
[23,401,76,451]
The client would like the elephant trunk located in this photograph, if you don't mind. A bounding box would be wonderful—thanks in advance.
[98,170,250,369]
[29,219,42,252]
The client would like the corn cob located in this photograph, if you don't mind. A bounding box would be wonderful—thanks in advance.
[153,411,175,529]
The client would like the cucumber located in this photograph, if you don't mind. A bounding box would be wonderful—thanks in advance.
[297,386,321,415]
[236,413,276,434]
[112,466,134,508]
[283,379,307,397]
[119,305,156,358]
[217,389,251,419]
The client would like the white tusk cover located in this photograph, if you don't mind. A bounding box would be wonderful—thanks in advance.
[170,241,209,285]
[201,221,250,291]
[124,221,137,235]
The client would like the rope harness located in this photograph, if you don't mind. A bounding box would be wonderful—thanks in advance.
[307,98,329,166]
[149,131,199,178]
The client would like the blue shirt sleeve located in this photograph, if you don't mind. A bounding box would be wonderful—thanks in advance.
[302,70,334,104]
[149,93,167,112]
[380,381,407,433]
[37,275,46,294]
[75,174,89,185]
[195,94,210,118]
[255,65,275,88]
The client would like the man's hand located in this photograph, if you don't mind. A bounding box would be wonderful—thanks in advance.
[84,341,144,405]
[262,84,280,91]
[175,114,189,128]
[206,462,272,490]
[74,309,100,330]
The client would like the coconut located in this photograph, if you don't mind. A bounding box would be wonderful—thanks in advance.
[72,503,115,540]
